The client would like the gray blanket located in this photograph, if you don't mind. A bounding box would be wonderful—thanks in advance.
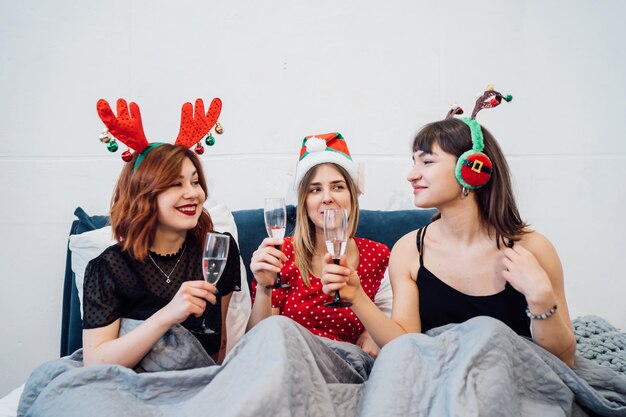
[19,316,626,417]
[574,315,626,376]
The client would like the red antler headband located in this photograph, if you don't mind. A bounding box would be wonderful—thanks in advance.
[446,85,512,190]
[97,98,223,170]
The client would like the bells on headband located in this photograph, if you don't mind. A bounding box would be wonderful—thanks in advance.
[98,123,226,159]
[196,121,224,155]
[96,98,223,162]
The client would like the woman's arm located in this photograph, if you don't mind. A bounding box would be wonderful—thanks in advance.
[356,329,380,358]
[246,237,284,331]
[83,280,216,367]
[322,231,422,347]
[356,269,394,358]
[83,313,171,367]
[502,232,576,367]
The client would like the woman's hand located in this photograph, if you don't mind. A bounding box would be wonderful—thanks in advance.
[356,330,380,359]
[250,237,286,287]
[160,280,217,326]
[321,253,362,304]
[503,234,576,367]
[502,245,555,306]
[84,280,216,367]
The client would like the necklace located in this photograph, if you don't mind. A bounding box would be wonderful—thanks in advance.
[148,245,186,284]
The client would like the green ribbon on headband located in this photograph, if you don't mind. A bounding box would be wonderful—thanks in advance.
[133,142,166,172]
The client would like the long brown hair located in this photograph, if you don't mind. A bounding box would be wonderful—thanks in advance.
[412,118,528,247]
[110,144,213,260]
[293,163,360,286]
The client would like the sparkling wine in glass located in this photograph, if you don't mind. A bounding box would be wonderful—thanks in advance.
[264,197,291,289]
[197,232,230,335]
[323,209,351,308]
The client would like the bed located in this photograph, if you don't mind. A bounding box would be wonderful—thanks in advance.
[3,205,625,417]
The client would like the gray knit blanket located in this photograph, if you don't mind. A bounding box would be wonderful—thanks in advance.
[573,315,626,376]
[19,316,626,417]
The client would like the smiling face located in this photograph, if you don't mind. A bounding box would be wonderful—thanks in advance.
[407,143,462,209]
[155,157,206,238]
[304,164,353,233]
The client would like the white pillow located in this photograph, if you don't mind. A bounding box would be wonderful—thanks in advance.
[68,226,116,318]
[208,205,252,353]
[68,204,251,353]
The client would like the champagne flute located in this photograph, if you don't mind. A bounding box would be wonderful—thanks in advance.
[264,197,291,289]
[197,232,230,334]
[323,208,352,308]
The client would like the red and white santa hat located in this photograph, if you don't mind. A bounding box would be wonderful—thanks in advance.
[293,132,360,191]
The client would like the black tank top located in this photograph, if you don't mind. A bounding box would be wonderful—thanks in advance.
[416,224,531,337]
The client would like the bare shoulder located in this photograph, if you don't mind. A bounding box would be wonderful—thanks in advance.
[518,230,558,258]
[517,230,564,282]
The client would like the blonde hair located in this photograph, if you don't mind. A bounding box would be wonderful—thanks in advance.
[293,163,359,286]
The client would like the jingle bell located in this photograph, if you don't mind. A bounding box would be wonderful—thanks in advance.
[121,150,132,162]
[99,129,111,143]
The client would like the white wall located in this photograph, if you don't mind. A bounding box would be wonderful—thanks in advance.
[1,0,625,395]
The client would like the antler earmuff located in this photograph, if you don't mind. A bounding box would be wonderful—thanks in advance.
[446,86,512,189]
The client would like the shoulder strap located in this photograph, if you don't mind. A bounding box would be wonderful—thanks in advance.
[415,223,430,265]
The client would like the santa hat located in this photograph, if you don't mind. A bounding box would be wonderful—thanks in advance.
[293,132,359,191]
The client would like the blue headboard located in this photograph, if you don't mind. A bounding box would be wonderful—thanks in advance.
[60,206,434,356]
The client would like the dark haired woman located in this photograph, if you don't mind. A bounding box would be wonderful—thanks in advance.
[322,93,576,367]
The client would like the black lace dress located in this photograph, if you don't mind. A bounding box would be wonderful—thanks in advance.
[83,233,241,356]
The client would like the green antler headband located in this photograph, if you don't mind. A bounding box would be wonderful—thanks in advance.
[446,85,512,190]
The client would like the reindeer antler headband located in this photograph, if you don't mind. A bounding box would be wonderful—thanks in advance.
[97,98,224,170]
[446,85,512,190]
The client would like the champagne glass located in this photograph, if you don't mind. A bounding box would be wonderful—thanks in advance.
[197,232,230,334]
[323,209,352,308]
[264,197,291,289]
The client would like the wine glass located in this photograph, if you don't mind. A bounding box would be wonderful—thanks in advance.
[323,208,352,308]
[197,232,230,334]
[264,197,291,289]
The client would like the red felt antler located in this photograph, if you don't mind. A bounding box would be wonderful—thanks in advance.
[97,99,150,153]
[175,98,222,148]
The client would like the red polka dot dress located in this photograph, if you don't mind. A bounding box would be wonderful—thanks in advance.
[252,237,389,344]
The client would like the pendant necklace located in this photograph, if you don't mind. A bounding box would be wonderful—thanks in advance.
[148,245,186,284]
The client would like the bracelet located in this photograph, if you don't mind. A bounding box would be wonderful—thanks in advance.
[525,304,557,320]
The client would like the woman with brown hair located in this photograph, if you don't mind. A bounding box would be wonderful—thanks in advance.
[82,99,241,367]
[321,89,576,367]
[247,133,390,357]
